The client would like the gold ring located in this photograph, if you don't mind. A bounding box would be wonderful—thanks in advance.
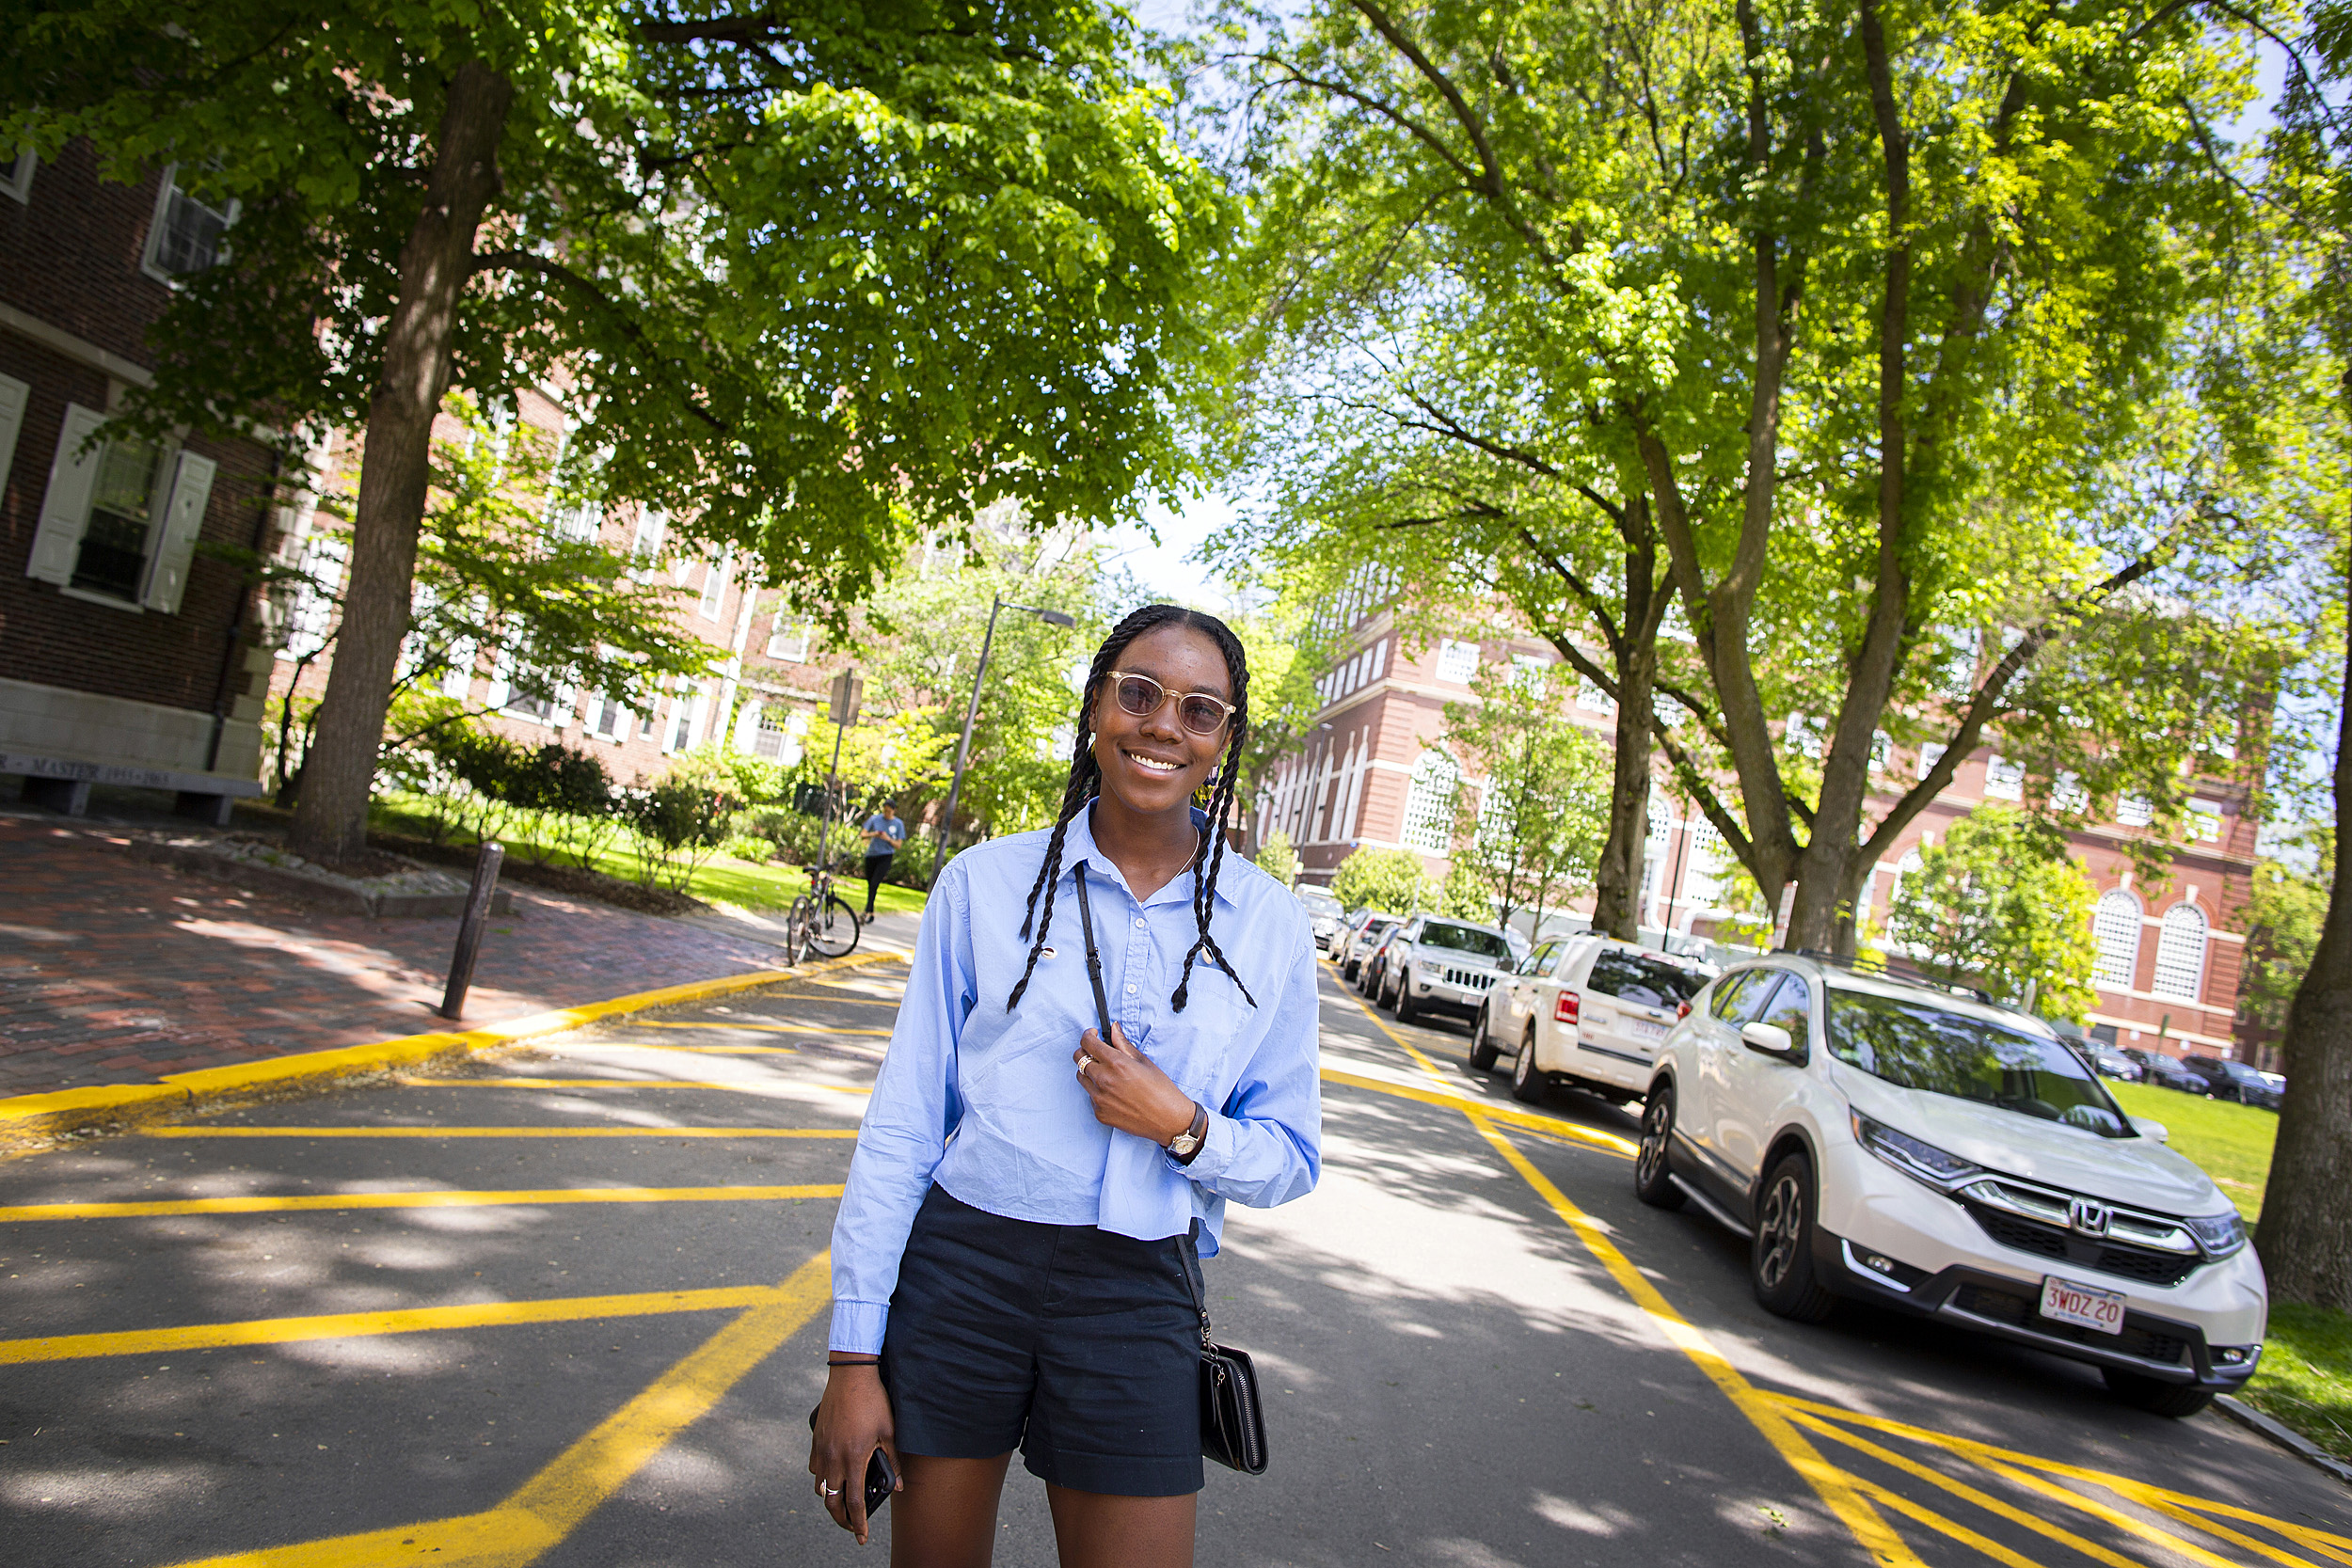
[1076,1053,1094,1075]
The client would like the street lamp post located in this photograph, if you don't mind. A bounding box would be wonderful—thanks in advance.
[932,594,1076,886]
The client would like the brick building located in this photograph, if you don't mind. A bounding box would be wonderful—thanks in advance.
[0,142,282,821]
[265,384,851,793]
[1255,583,2264,1063]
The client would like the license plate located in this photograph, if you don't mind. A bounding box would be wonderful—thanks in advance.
[2040,1276,2126,1336]
[1629,1019,1668,1041]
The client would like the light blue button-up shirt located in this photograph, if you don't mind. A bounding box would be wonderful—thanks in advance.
[827,805,1323,1354]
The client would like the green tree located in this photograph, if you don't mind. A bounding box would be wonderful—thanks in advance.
[1439,861,1494,923]
[1442,660,1610,929]
[1884,808,2100,1022]
[2243,844,2334,1037]
[1254,830,1300,889]
[1215,0,2272,959]
[1330,846,1438,914]
[7,0,1223,864]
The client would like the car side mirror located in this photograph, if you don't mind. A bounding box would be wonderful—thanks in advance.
[1740,1021,1800,1062]
[2130,1116,2169,1144]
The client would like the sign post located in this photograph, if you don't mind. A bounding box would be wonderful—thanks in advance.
[813,668,862,879]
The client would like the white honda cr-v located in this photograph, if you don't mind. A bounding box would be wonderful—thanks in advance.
[1636,954,2266,1417]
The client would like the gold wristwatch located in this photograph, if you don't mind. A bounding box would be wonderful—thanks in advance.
[1167,1102,1209,1164]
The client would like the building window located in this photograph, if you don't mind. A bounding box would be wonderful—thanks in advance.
[1577,675,1614,713]
[2091,890,2140,990]
[1367,638,1387,682]
[1400,752,1459,853]
[2117,794,2154,828]
[1917,742,1947,780]
[2186,800,2223,843]
[143,166,237,279]
[697,550,732,619]
[1435,638,1480,683]
[281,532,347,659]
[2052,771,2089,814]
[0,148,32,204]
[752,705,807,762]
[586,690,631,741]
[766,615,811,662]
[72,439,166,600]
[1983,755,2025,800]
[1869,731,1892,772]
[1785,714,1821,758]
[2151,903,2208,1002]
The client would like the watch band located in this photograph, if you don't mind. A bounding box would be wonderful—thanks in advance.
[1168,1101,1209,1164]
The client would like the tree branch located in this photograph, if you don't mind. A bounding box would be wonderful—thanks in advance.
[470,249,728,433]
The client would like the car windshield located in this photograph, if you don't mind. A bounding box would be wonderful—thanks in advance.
[1825,989,2132,1137]
[1418,922,1514,961]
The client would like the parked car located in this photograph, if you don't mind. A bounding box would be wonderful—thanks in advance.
[2090,1048,2143,1083]
[1372,914,1518,1024]
[1475,935,1714,1107]
[2122,1049,2206,1093]
[1340,913,1400,983]
[1636,955,2266,1418]
[1297,884,1346,953]
[2260,1070,2287,1096]
[1359,921,1408,997]
[2180,1055,2284,1110]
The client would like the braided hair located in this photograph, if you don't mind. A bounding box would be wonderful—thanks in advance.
[1005,604,1259,1015]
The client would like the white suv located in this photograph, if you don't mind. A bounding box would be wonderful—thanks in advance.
[1636,955,2266,1418]
[1472,936,1714,1106]
[1373,915,1518,1025]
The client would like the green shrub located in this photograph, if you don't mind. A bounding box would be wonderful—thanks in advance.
[623,778,736,892]
[723,833,779,863]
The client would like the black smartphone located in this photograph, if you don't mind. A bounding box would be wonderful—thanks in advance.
[807,1405,896,1517]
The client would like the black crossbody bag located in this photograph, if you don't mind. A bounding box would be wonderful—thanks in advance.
[1072,863,1269,1476]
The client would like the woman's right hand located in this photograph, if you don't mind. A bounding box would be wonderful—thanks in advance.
[809,1362,900,1544]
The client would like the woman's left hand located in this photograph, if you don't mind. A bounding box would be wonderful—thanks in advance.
[1075,1024,1197,1145]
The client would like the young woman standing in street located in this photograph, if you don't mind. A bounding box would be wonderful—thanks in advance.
[808,604,1322,1566]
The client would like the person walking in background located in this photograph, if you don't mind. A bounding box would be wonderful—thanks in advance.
[808,603,1321,1564]
[861,800,905,924]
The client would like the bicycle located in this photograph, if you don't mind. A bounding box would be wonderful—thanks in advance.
[786,862,861,963]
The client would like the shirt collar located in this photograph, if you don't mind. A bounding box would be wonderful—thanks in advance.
[1062,800,1239,911]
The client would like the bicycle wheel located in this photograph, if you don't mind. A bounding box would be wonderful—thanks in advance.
[784,895,816,965]
[809,894,862,958]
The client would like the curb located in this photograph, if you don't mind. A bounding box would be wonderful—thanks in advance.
[2217,1394,2352,1486]
[0,947,900,1157]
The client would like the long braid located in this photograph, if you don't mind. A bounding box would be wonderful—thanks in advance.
[1006,603,1261,1015]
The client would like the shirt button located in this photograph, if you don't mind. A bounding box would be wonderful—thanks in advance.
[1136,917,1148,928]
[1125,984,1136,994]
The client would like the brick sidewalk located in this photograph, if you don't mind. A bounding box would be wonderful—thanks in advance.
[0,814,836,1100]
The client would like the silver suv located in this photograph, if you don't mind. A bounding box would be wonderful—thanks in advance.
[1374,914,1517,1025]
[1637,954,2265,1418]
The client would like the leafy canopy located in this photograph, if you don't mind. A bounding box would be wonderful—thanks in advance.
[1883,806,2100,1022]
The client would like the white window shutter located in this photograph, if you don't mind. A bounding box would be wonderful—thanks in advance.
[144,449,217,611]
[0,373,29,493]
[27,402,106,584]
[484,649,513,710]
[734,696,764,748]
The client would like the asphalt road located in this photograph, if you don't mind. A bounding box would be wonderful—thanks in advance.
[1,951,2346,1567]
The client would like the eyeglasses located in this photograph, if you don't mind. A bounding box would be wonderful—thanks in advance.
[1104,669,1237,736]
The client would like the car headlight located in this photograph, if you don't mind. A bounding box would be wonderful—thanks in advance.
[2184,1210,2249,1259]
[1852,1110,1984,1191]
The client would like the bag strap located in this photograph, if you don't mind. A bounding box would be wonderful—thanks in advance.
[1070,862,1115,1039]
[1176,1220,1214,1349]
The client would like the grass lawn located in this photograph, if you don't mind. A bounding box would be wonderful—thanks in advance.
[2106,1080,2276,1222]
[2243,1302,2352,1465]
[367,796,929,917]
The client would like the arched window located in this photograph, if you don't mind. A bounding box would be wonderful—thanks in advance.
[2091,890,2141,990]
[2151,903,2208,1002]
[1401,751,1459,853]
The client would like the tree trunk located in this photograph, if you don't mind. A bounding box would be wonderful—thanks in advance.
[1592,642,1656,942]
[289,61,514,864]
[2257,582,2352,1309]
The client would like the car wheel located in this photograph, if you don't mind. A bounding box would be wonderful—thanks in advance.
[1395,969,1420,1022]
[1468,1006,1501,1071]
[1343,958,1358,982]
[1751,1153,1836,1323]
[1378,967,1398,1011]
[2101,1367,2215,1418]
[1510,1025,1547,1104]
[1635,1087,1685,1210]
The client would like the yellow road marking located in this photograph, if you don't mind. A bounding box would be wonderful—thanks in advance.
[789,986,902,1006]
[598,1043,805,1054]
[1317,1065,1636,1157]
[141,1127,857,1140]
[1844,1475,2052,1568]
[161,1254,832,1568]
[0,1183,842,1224]
[628,1021,891,1037]
[1331,983,1921,1567]
[1783,1406,2142,1568]
[392,1078,803,1091]
[0,1283,789,1365]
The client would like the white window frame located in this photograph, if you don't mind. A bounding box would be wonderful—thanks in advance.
[2052,771,2090,814]
[1983,754,2025,800]
[2151,903,2208,1002]
[2118,794,2154,828]
[280,531,347,660]
[1400,751,1459,854]
[585,689,633,742]
[697,549,731,619]
[141,164,240,284]
[0,148,33,204]
[25,402,213,614]
[766,614,811,662]
[1917,741,1947,780]
[2186,800,2224,843]
[1434,638,1480,684]
[2091,890,2141,990]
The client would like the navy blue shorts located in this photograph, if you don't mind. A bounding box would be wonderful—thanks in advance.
[881,1184,1202,1497]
